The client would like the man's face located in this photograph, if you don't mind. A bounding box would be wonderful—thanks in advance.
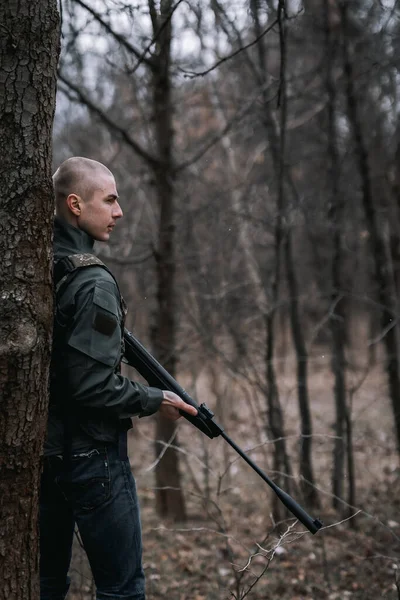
[77,173,123,242]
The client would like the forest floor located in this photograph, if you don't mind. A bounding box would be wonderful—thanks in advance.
[69,356,400,600]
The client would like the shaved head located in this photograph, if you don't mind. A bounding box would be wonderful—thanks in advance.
[52,156,122,241]
[53,157,113,215]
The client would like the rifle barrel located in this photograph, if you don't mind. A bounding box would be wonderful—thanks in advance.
[221,432,322,534]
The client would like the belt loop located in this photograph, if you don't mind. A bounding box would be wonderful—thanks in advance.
[118,431,128,460]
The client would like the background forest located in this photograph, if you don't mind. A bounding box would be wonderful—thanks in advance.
[52,0,400,598]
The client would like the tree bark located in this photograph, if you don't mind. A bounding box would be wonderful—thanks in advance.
[0,1,60,598]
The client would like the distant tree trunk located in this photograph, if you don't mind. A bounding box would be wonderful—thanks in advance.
[345,408,356,518]
[252,0,319,510]
[250,0,293,520]
[284,229,320,507]
[341,1,400,457]
[0,1,60,598]
[265,272,294,516]
[149,0,186,521]
[391,138,400,301]
[324,0,351,512]
[278,5,318,507]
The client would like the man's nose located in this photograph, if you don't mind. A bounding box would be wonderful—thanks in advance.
[113,202,123,219]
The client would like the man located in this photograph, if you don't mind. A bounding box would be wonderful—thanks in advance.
[40,157,197,600]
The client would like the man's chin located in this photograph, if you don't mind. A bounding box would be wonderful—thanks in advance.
[94,232,110,242]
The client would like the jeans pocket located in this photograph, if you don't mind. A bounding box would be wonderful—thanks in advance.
[60,448,111,511]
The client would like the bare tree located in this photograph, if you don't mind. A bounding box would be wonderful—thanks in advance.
[149,0,187,520]
[323,0,351,512]
[0,1,60,597]
[340,0,400,457]
[249,0,320,508]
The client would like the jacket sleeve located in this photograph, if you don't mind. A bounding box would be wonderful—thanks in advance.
[58,272,163,418]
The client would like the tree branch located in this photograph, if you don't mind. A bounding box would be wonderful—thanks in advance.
[58,72,160,169]
[72,0,153,66]
[128,0,185,76]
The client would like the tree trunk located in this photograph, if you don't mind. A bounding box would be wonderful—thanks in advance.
[252,0,319,512]
[284,229,320,507]
[0,1,60,598]
[149,0,186,521]
[341,1,400,457]
[250,0,294,520]
[324,0,351,512]
[390,137,400,309]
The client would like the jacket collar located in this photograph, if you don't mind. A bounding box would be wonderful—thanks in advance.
[54,216,95,258]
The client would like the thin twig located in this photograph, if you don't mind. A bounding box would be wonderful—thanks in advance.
[177,18,278,79]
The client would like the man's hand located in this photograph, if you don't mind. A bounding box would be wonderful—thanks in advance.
[159,390,198,421]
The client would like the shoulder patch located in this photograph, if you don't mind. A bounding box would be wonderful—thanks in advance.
[92,285,119,338]
[93,312,118,336]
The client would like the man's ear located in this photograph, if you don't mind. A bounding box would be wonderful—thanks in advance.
[66,194,81,216]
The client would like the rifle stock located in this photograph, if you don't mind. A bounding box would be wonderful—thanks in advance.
[123,329,323,535]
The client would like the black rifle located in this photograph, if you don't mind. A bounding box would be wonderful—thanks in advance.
[124,329,323,535]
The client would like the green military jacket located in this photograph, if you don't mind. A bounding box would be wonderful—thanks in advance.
[45,217,164,456]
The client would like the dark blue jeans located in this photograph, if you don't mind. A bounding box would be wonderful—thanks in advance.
[40,445,145,600]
